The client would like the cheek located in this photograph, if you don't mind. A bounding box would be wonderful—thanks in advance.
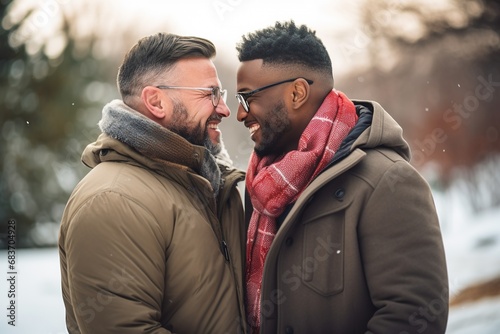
[186,103,211,124]
[269,101,289,125]
[267,113,289,132]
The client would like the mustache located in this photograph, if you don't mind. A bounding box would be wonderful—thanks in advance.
[206,114,222,123]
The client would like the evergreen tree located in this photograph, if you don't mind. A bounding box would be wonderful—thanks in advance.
[0,0,118,247]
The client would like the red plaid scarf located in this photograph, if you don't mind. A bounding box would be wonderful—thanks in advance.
[245,90,358,332]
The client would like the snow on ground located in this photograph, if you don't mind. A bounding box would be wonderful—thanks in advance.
[0,187,499,333]
[447,297,500,334]
[0,247,67,334]
[435,185,500,334]
[443,206,500,296]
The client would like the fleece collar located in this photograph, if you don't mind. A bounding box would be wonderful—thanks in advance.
[98,99,223,195]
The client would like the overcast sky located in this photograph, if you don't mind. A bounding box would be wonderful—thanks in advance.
[123,0,365,75]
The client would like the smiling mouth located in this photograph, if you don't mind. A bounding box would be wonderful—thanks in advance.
[248,124,260,136]
[207,123,219,130]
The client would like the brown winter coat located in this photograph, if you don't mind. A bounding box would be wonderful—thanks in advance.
[59,133,246,334]
[256,100,449,333]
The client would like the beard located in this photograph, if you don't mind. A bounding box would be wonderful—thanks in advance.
[169,100,221,156]
[254,100,290,157]
[203,133,221,156]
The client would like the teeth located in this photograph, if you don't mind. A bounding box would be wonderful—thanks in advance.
[208,123,218,130]
[249,124,260,136]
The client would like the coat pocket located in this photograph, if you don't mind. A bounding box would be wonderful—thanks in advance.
[300,200,350,296]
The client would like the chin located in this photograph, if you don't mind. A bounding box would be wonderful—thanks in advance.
[254,146,270,157]
[254,140,284,157]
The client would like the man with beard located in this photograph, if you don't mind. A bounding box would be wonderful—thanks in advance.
[59,33,247,333]
[235,21,449,333]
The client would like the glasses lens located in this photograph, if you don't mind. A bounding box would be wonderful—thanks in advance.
[212,88,227,107]
[236,94,249,112]
[211,87,219,107]
[220,89,227,103]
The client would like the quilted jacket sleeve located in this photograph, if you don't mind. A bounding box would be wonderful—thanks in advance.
[59,191,172,334]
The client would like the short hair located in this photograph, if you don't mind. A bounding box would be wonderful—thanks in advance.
[117,33,216,100]
[236,21,332,77]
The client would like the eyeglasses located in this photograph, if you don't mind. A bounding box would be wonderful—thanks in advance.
[156,85,227,107]
[235,77,314,112]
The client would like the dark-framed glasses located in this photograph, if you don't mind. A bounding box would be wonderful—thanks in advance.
[235,77,313,112]
[156,85,227,107]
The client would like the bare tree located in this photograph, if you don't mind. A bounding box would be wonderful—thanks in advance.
[339,0,500,212]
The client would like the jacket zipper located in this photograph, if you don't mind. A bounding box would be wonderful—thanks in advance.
[217,168,244,263]
[221,240,230,262]
[219,168,247,332]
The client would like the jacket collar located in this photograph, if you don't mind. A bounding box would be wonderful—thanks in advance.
[85,99,224,195]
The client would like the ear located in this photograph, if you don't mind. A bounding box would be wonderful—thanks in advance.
[290,78,310,110]
[141,86,170,120]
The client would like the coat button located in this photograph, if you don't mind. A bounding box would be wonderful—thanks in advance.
[285,237,293,246]
[285,326,294,334]
[334,188,345,201]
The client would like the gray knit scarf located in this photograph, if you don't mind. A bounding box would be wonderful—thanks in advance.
[98,99,223,195]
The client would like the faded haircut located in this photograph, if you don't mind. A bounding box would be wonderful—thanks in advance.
[236,21,333,79]
[117,33,216,101]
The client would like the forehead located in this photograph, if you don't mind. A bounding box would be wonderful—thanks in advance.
[172,57,219,85]
[236,59,283,89]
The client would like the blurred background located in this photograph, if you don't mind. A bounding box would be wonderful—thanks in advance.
[0,0,499,332]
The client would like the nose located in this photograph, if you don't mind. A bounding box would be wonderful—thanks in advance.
[216,98,230,118]
[236,103,248,122]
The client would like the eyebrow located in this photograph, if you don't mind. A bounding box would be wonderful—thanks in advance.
[236,85,254,93]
